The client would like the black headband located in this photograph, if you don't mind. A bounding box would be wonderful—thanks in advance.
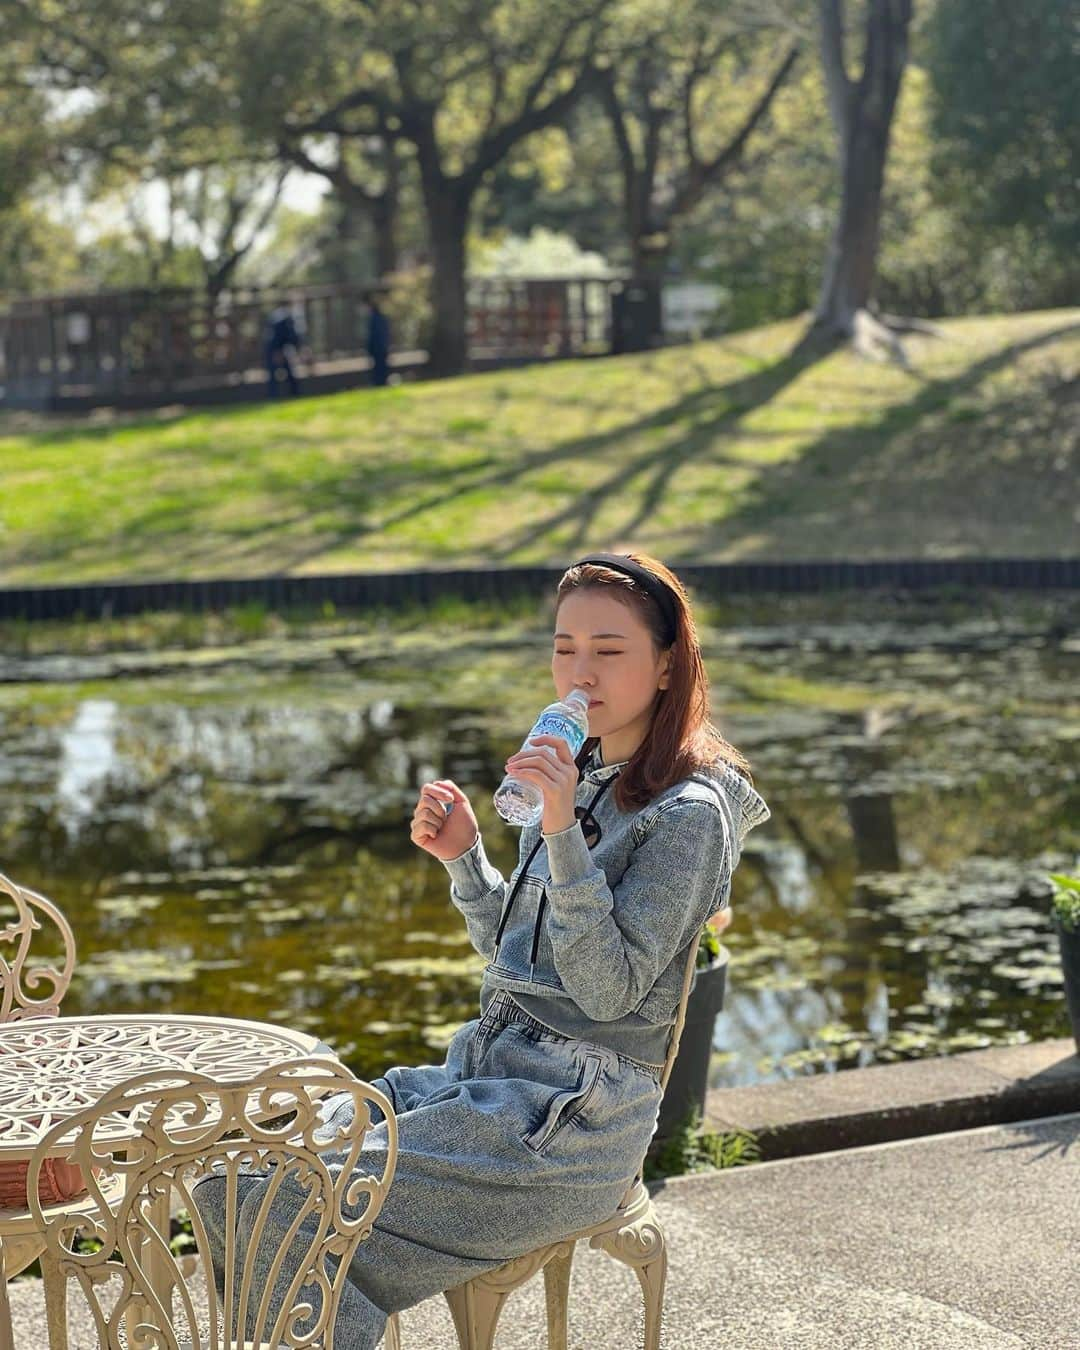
[572,553,679,646]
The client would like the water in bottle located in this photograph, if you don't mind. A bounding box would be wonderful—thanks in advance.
[493,687,590,826]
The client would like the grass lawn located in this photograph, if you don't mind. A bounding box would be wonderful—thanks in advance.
[0,309,1076,585]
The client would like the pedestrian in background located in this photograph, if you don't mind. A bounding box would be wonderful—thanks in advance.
[366,291,391,387]
[264,299,304,398]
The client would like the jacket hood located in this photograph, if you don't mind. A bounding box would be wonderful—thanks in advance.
[684,756,770,868]
[580,743,769,847]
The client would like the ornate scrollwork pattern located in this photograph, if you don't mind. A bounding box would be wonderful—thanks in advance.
[0,1014,331,1152]
[28,1058,397,1350]
[592,1214,666,1267]
[0,870,76,1022]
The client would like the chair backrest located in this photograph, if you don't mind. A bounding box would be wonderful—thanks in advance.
[29,1056,397,1350]
[619,919,715,1195]
[0,869,76,1021]
[657,923,710,1101]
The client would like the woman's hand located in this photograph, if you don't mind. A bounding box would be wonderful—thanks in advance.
[410,780,480,861]
[504,735,578,836]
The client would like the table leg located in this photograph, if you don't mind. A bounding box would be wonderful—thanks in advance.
[0,1238,14,1350]
[122,1189,174,1342]
[145,1190,174,1323]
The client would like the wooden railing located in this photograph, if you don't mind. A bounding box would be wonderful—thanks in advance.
[0,277,627,409]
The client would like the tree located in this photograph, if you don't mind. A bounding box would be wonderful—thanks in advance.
[593,8,800,279]
[815,0,914,350]
[924,0,1080,307]
[278,120,404,280]
[264,0,613,375]
[1,0,293,298]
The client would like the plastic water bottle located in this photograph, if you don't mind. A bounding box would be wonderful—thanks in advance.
[493,688,590,826]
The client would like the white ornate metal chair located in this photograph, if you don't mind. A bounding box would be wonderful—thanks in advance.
[386,914,723,1350]
[26,1057,398,1350]
[0,869,83,1349]
[0,869,76,1022]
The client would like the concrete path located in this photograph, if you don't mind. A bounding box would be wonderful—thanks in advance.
[9,1109,1078,1348]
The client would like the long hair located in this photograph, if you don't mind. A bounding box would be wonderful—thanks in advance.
[553,552,752,813]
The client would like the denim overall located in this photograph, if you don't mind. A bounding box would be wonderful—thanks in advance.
[194,746,769,1347]
[193,991,664,1349]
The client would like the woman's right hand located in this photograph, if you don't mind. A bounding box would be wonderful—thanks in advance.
[410,779,480,861]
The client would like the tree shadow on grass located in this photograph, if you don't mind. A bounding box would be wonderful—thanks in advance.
[16,318,1076,580]
[684,318,1080,561]
[276,325,845,572]
[395,316,1076,568]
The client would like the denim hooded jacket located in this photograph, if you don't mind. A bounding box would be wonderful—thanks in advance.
[442,743,770,1068]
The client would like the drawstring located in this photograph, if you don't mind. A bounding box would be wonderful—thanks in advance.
[489,766,620,974]
[528,771,617,976]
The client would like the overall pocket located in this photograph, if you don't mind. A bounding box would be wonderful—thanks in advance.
[520,1052,605,1155]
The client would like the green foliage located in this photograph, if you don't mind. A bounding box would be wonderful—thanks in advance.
[926,0,1078,245]
[2,0,1076,321]
[923,0,1080,309]
[170,1207,197,1257]
[1049,873,1080,935]
[471,228,611,278]
[697,923,722,969]
[0,200,83,299]
[644,1105,760,1181]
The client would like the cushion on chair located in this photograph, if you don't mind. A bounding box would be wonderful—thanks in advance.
[0,1158,90,1208]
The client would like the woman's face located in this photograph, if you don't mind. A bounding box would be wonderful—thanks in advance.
[551,588,671,747]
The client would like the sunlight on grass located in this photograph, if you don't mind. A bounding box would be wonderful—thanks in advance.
[0,310,1076,582]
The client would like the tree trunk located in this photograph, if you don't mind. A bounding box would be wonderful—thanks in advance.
[422,177,470,377]
[630,224,671,282]
[815,115,888,330]
[372,190,398,279]
[816,0,913,340]
[372,141,400,278]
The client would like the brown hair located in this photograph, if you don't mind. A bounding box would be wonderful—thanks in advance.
[553,551,753,813]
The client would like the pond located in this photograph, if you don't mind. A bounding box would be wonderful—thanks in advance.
[1,591,1076,1091]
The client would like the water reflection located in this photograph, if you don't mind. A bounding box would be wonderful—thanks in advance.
[56,698,119,834]
[0,604,1075,1088]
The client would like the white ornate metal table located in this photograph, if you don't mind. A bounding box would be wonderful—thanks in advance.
[0,1013,334,1349]
[0,1013,330,1160]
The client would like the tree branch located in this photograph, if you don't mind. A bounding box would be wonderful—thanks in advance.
[819,0,851,145]
[675,43,800,218]
[279,137,379,206]
[595,64,640,232]
[285,86,396,140]
[462,7,605,191]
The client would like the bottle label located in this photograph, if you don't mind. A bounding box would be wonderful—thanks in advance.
[529,710,586,754]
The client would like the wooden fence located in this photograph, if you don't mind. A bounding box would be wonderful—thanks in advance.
[0,277,628,410]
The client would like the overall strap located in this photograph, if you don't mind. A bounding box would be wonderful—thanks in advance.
[490,769,619,967]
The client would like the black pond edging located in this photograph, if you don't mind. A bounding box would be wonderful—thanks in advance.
[0,557,1078,623]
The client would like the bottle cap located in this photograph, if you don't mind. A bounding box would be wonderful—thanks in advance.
[567,688,591,707]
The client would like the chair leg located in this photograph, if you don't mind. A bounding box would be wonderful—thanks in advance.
[592,1213,668,1350]
[443,1279,510,1350]
[40,1248,70,1350]
[632,1243,667,1350]
[383,1309,401,1349]
[0,1238,14,1350]
[542,1243,574,1350]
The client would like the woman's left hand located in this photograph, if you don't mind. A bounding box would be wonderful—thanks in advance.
[505,734,578,835]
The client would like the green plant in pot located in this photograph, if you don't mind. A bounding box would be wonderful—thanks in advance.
[1049,872,1080,1054]
[654,912,731,1141]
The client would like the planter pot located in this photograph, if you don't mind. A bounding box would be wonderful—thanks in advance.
[655,945,729,1141]
[1052,914,1080,1054]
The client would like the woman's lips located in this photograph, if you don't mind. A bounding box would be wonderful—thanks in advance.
[588,700,603,708]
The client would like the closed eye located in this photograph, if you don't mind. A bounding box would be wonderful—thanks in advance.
[554,650,622,656]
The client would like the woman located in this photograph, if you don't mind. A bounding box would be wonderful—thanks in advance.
[194,550,769,1348]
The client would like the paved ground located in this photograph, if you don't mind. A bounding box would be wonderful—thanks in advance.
[10,1109,1078,1348]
